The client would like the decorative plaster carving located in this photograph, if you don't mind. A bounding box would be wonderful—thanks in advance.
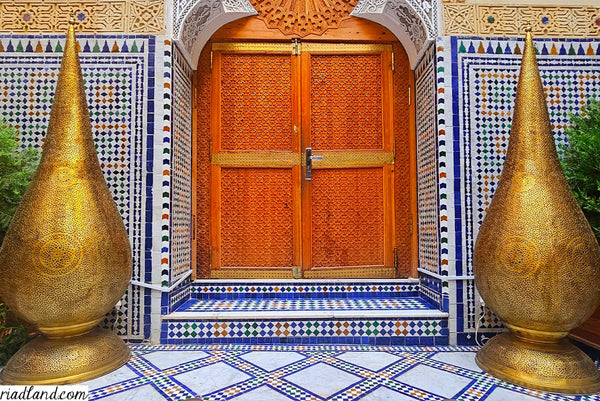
[353,0,436,40]
[442,4,476,34]
[174,0,201,37]
[0,0,164,34]
[176,0,436,68]
[222,0,256,12]
[175,0,255,38]
[353,0,387,14]
[386,2,428,50]
[180,0,223,50]
[178,0,256,65]
[248,0,359,36]
[351,0,433,67]
[444,4,600,37]
[407,0,436,39]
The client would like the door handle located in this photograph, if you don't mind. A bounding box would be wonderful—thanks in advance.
[305,147,323,181]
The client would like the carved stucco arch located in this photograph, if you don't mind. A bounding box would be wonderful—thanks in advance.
[174,0,439,68]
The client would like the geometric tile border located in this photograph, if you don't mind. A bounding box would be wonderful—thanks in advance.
[87,344,590,401]
[0,34,157,340]
[452,37,600,343]
[415,42,440,280]
[190,281,420,300]
[161,318,449,345]
[170,42,194,284]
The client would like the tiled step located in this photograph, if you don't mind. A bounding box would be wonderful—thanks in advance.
[168,297,443,319]
[162,279,448,346]
[188,279,421,299]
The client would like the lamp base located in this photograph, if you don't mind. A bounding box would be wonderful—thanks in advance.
[476,332,600,394]
[0,327,130,385]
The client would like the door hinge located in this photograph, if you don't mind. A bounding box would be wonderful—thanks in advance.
[293,266,302,279]
[408,85,411,106]
[292,39,301,56]
[394,247,398,271]
[192,214,196,240]
[391,52,395,71]
[210,50,213,71]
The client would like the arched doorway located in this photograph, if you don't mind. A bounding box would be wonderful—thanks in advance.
[193,16,416,279]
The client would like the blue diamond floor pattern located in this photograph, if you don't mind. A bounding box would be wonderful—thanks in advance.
[79,344,600,400]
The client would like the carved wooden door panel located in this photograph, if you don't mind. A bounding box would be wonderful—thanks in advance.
[210,43,394,278]
[300,44,395,278]
[209,45,302,278]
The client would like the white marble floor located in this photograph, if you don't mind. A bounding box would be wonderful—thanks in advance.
[76,344,600,401]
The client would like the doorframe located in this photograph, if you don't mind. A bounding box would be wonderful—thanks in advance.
[191,16,419,278]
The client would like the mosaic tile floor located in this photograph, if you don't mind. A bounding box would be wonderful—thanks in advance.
[178,298,433,312]
[81,344,600,400]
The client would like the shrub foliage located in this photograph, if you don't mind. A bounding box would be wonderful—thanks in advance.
[0,120,40,245]
[0,120,38,365]
[560,99,600,242]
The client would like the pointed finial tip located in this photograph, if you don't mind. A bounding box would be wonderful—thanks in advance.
[525,24,532,33]
[69,16,76,26]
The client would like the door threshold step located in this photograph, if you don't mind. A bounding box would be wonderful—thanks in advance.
[191,278,421,283]
[165,297,447,320]
[189,279,420,300]
[166,309,448,320]
[162,279,447,345]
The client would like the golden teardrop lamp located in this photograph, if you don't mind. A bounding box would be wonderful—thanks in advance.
[0,19,132,384]
[473,27,600,394]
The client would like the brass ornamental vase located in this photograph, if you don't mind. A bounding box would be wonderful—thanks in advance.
[0,20,132,384]
[473,28,600,394]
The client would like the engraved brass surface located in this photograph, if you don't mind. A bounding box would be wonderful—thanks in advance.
[211,268,295,279]
[304,267,395,279]
[211,151,300,167]
[473,28,600,393]
[0,21,132,384]
[302,43,392,53]
[476,333,600,394]
[212,267,395,279]
[212,42,392,55]
[309,151,394,168]
[0,328,130,385]
[211,151,393,168]
[212,42,293,53]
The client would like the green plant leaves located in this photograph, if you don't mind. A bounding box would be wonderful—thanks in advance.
[0,120,40,245]
[0,302,30,366]
[560,98,600,241]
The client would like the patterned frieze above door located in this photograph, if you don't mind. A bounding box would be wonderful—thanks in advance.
[175,0,439,68]
[0,1,165,34]
[442,1,600,37]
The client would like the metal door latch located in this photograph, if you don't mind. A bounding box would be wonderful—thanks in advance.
[305,147,323,181]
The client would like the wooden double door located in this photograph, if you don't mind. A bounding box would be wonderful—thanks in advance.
[209,42,396,278]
